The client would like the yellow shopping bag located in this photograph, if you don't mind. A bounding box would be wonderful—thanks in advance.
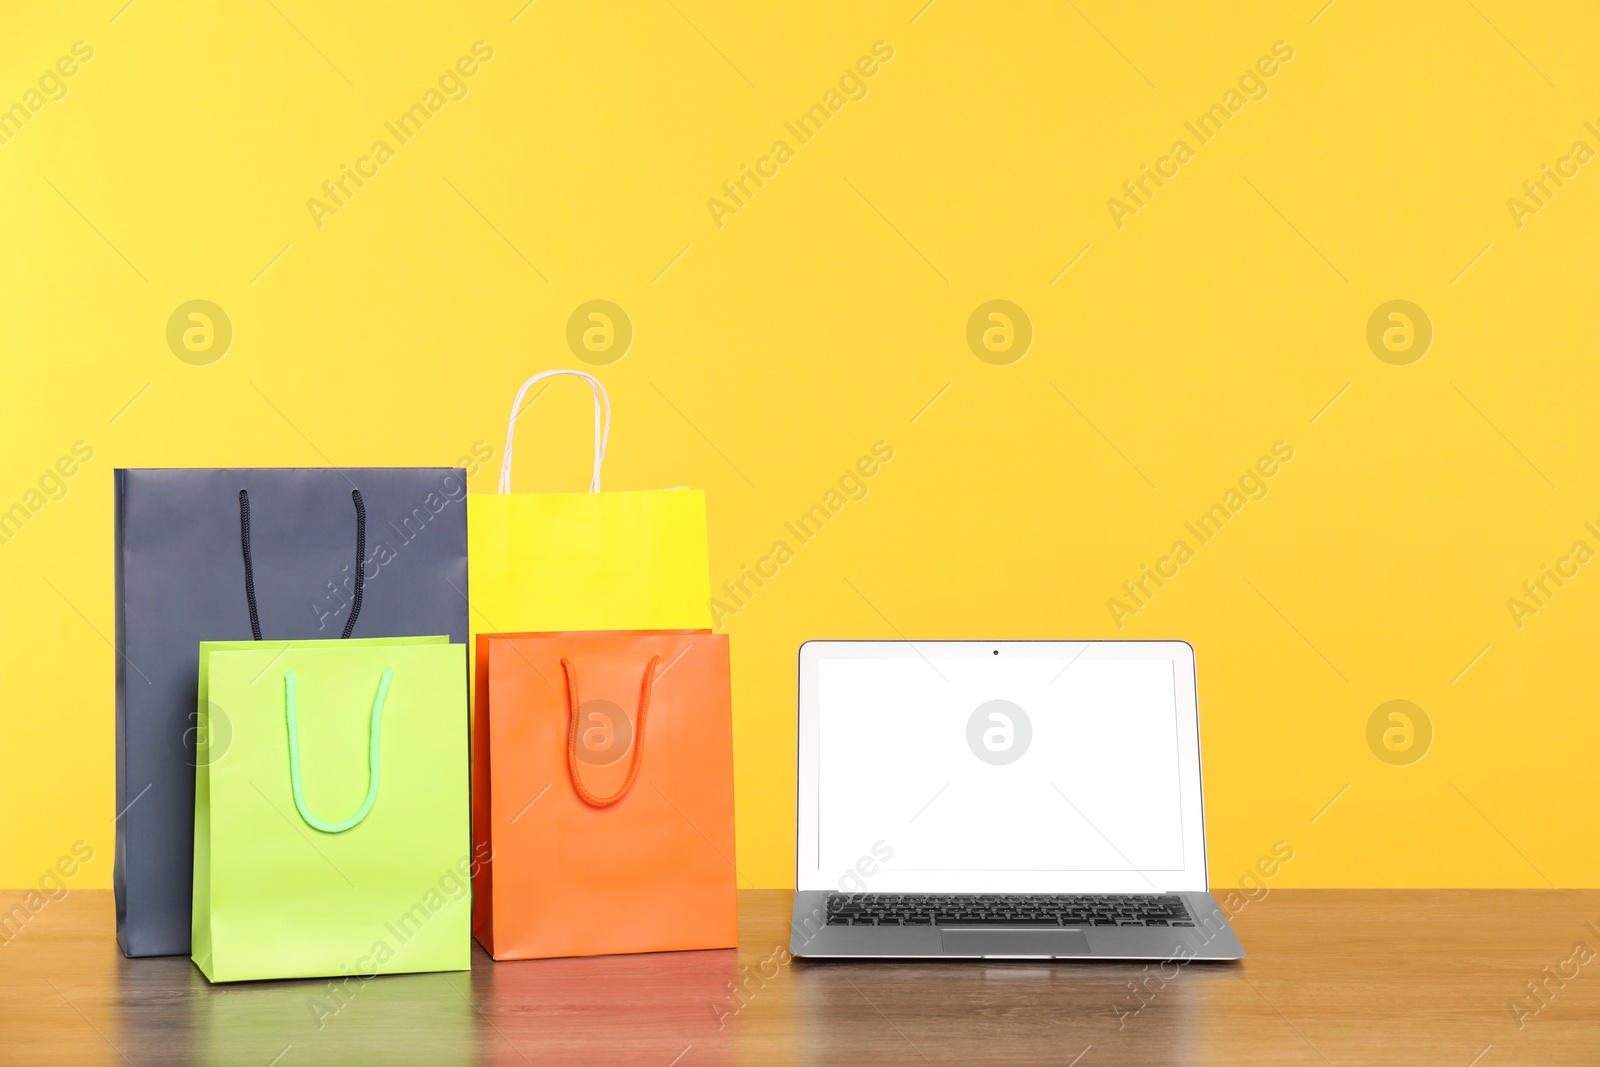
[466,370,712,674]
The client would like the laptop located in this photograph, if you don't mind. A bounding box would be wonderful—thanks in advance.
[790,640,1245,960]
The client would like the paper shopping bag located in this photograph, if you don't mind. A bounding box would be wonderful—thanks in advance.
[466,371,712,663]
[192,637,472,982]
[472,629,736,960]
[114,468,469,957]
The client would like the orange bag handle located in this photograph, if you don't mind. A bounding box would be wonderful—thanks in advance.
[561,655,661,808]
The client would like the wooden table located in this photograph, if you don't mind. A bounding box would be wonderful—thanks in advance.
[2,888,1596,1065]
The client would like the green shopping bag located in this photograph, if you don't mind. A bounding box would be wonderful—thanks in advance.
[192,637,472,982]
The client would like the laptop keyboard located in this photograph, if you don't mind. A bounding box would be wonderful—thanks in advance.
[824,893,1194,927]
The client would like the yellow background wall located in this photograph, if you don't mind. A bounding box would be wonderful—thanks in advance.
[3,0,1596,891]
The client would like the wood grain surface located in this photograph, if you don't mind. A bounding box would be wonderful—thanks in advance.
[1,888,1597,1065]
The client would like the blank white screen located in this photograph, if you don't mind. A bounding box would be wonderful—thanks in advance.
[817,655,1186,876]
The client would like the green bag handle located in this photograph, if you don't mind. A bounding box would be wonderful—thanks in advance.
[284,667,392,833]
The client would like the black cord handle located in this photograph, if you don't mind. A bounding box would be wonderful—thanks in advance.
[239,489,263,640]
[238,488,366,640]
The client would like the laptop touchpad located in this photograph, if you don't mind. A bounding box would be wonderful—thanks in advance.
[940,929,1091,957]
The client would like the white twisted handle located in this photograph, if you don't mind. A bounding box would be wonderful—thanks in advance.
[497,369,611,494]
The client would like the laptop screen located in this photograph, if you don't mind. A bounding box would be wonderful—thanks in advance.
[796,641,1208,894]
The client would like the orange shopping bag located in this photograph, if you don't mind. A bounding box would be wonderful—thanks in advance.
[472,629,737,959]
